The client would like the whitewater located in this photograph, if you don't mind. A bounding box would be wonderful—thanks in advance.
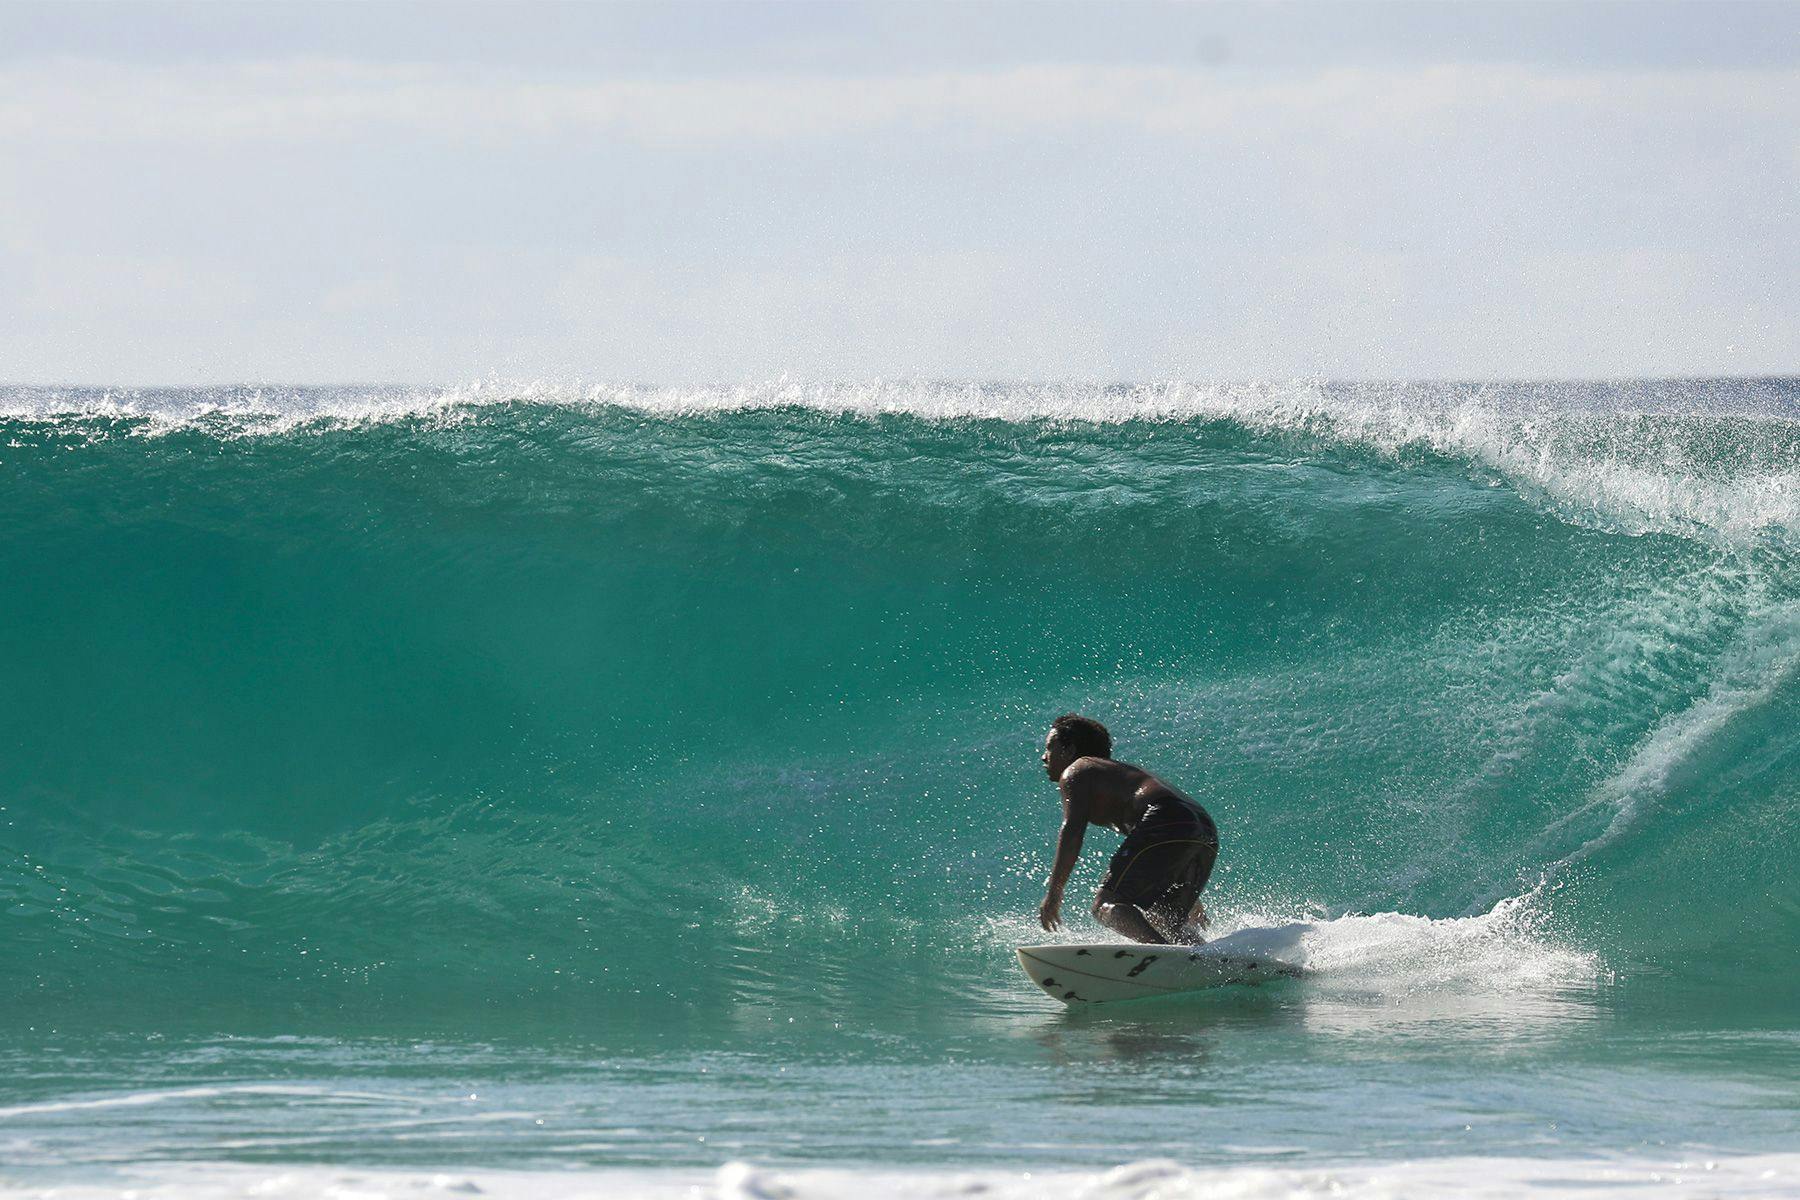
[2,379,1796,1197]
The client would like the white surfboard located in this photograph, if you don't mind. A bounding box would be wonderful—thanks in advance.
[1016,925,1309,1004]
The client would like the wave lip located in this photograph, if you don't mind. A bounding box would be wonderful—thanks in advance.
[6,379,1796,548]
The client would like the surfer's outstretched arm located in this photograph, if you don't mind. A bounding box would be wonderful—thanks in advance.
[1038,789,1090,931]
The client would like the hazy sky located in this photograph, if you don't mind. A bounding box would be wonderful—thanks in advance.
[3,1,1796,384]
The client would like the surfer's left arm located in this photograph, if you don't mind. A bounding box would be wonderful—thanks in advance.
[1038,775,1091,931]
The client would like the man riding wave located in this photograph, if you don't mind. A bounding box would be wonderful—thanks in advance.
[1037,714,1218,945]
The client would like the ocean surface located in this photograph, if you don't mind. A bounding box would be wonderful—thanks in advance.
[2,380,1797,1198]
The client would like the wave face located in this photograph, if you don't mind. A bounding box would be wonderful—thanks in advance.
[4,380,1797,1023]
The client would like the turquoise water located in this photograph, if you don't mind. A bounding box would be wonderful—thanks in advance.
[2,381,1797,1186]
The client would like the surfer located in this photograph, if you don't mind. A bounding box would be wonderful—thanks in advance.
[1037,713,1218,945]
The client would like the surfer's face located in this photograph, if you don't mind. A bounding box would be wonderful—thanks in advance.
[1043,731,1074,780]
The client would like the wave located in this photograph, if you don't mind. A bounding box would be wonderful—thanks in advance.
[3,380,1796,1018]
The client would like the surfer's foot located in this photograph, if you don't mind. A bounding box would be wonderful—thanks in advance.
[1174,923,1207,946]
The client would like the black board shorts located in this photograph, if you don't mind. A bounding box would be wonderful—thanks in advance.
[1099,800,1219,928]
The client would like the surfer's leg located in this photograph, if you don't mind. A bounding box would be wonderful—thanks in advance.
[1098,830,1217,944]
[1172,899,1208,946]
[1158,844,1217,945]
[1174,840,1219,943]
[1172,915,1207,946]
[1145,897,1201,945]
[1092,889,1169,944]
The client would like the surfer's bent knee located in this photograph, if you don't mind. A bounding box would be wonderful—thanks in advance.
[1093,891,1157,935]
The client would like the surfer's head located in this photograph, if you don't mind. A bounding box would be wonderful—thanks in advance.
[1043,713,1111,779]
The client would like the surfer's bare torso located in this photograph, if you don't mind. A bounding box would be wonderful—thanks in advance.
[1061,758,1198,834]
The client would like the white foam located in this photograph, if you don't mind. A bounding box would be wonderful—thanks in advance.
[0,1085,414,1119]
[986,891,1602,1025]
[4,379,1796,550]
[1282,901,1595,986]
[4,1155,1796,1199]
[3,379,1800,550]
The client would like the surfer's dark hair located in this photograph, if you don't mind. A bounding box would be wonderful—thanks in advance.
[1050,713,1111,759]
